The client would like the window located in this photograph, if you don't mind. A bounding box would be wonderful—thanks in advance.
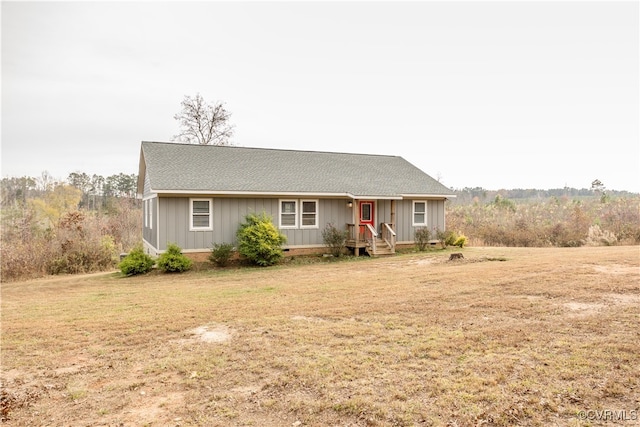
[279,200,297,228]
[413,201,427,226]
[190,198,213,231]
[301,200,318,228]
[279,199,320,229]
[144,199,153,228]
[361,202,372,222]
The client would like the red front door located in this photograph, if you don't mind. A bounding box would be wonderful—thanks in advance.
[359,201,375,230]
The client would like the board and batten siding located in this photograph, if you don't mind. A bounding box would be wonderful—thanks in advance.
[149,196,447,252]
[141,170,158,254]
[278,199,353,247]
[394,199,446,243]
[359,199,445,243]
[142,197,158,249]
[156,197,354,251]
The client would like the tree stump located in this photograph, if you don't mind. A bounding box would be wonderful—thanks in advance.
[449,253,464,261]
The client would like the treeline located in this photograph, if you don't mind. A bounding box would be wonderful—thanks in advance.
[447,194,640,247]
[2,171,137,211]
[1,171,140,282]
[449,186,638,205]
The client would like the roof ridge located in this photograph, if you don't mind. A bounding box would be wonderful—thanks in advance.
[141,140,401,160]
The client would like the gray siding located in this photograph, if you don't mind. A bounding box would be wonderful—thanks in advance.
[395,199,446,242]
[375,200,392,228]
[429,199,447,235]
[157,197,355,251]
[155,196,448,251]
[214,198,279,245]
[142,170,159,252]
[143,197,158,249]
[351,199,443,240]
[159,197,214,251]
[281,199,353,247]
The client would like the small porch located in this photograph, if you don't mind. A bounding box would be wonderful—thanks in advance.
[346,222,396,257]
[345,198,397,257]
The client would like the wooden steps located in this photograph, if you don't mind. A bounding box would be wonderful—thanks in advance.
[366,238,395,257]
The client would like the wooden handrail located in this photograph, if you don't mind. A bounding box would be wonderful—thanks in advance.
[382,222,396,237]
[364,223,377,253]
[347,223,378,241]
[365,223,378,237]
[380,222,396,252]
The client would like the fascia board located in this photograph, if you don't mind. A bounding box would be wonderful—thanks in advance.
[152,189,354,198]
[148,190,456,199]
[400,193,457,199]
[350,195,403,200]
[136,148,147,198]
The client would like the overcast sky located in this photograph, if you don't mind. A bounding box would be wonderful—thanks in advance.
[2,1,639,192]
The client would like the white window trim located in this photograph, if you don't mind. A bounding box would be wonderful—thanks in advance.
[189,198,213,231]
[144,199,153,229]
[279,199,298,229]
[300,199,319,229]
[412,200,427,226]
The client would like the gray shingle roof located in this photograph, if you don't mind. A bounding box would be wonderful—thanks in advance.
[139,141,455,198]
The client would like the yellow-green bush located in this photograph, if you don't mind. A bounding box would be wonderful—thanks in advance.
[236,212,286,266]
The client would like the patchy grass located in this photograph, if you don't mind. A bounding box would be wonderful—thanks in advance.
[2,246,639,426]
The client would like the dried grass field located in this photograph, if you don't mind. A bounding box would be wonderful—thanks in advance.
[2,246,639,426]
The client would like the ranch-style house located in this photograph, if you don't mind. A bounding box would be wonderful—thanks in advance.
[137,141,456,260]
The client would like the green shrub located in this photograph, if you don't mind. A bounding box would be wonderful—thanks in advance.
[209,242,235,267]
[119,245,155,276]
[443,230,459,247]
[322,223,349,257]
[414,227,431,251]
[236,212,287,266]
[157,243,192,273]
[453,234,468,248]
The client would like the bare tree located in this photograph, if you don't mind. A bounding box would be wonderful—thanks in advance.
[173,93,234,145]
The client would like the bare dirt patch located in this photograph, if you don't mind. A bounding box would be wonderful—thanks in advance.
[562,289,640,318]
[188,324,233,343]
[606,292,640,304]
[2,246,639,426]
[563,301,605,317]
[593,264,638,275]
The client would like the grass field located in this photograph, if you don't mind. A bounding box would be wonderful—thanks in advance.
[2,246,639,426]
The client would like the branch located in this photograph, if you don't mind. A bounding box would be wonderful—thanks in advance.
[173,94,234,145]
